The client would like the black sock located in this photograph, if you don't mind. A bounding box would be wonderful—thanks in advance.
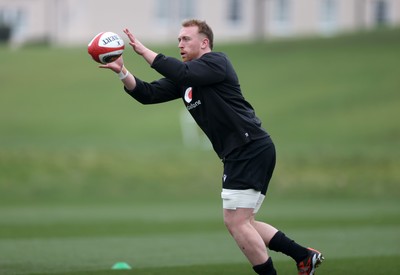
[268,231,309,263]
[253,258,277,275]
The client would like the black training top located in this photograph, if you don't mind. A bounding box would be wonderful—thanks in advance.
[124,52,269,159]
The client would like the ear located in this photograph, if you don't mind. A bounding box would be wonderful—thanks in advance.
[201,38,210,49]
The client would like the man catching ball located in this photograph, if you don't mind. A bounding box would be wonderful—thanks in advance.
[99,19,324,275]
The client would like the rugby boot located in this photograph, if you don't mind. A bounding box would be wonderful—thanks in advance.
[297,248,324,275]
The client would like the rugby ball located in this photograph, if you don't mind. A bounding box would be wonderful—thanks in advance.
[88,32,125,64]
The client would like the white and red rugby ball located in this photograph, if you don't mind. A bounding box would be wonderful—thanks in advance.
[88,32,125,64]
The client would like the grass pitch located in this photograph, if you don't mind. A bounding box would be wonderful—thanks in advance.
[0,27,399,274]
[1,199,399,274]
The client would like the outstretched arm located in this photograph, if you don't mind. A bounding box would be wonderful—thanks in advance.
[99,28,159,90]
[99,56,136,90]
[123,28,158,65]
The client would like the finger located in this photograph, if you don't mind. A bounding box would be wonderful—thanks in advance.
[124,28,132,36]
[124,29,135,42]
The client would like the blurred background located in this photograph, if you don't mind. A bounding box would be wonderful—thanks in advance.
[1,0,399,202]
[1,0,400,46]
[0,1,399,274]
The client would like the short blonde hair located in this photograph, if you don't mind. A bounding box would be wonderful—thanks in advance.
[182,19,214,50]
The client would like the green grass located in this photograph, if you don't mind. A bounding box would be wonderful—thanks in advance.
[0,27,400,274]
[0,199,399,274]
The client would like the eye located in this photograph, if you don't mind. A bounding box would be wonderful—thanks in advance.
[179,36,191,42]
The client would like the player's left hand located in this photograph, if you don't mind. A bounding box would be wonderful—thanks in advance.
[124,28,147,56]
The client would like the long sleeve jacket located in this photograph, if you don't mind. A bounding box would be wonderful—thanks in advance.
[125,52,269,159]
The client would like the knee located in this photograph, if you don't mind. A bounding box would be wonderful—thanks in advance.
[223,214,236,234]
[223,210,251,235]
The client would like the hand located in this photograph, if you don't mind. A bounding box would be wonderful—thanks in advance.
[99,56,124,73]
[124,28,147,56]
[123,28,158,65]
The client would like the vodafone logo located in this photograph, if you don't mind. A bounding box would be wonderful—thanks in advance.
[184,87,202,111]
[184,87,193,103]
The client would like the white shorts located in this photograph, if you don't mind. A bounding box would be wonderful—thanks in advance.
[221,188,265,214]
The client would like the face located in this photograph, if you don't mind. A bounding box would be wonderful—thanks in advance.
[178,26,208,62]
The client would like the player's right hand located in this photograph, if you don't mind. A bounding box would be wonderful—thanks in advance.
[99,56,124,73]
